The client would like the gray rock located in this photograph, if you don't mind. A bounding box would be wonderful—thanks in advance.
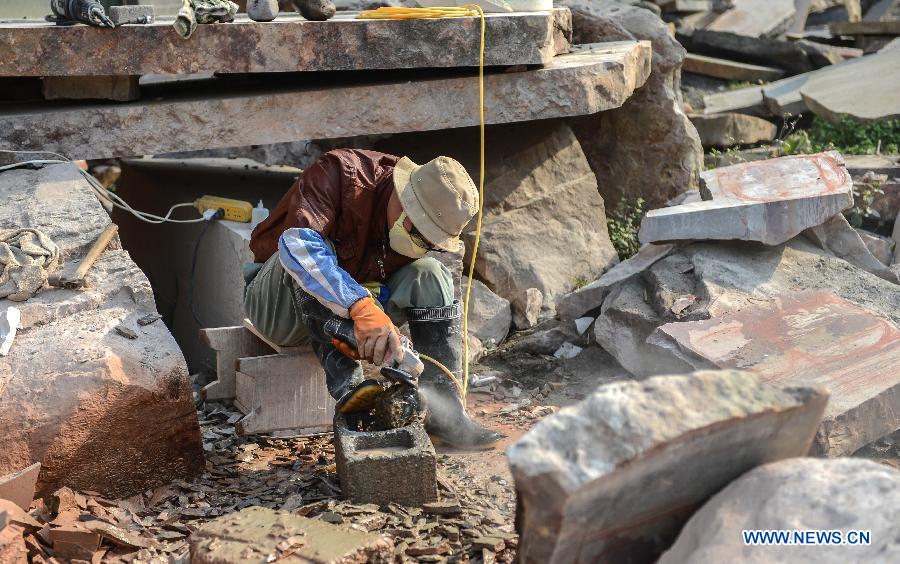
[681,29,815,74]
[247,0,279,21]
[639,152,854,246]
[108,5,154,25]
[461,121,620,313]
[660,458,900,564]
[0,163,203,498]
[508,370,827,564]
[563,0,704,207]
[689,112,778,147]
[648,290,900,457]
[706,0,796,37]
[894,209,900,265]
[557,243,673,322]
[467,279,512,346]
[805,214,899,283]
[510,287,542,330]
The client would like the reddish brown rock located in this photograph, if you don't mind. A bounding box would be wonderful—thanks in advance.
[0,163,203,498]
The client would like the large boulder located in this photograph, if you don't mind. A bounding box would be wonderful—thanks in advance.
[372,121,619,314]
[0,163,204,498]
[466,279,511,346]
[508,370,827,564]
[563,0,703,207]
[660,458,900,564]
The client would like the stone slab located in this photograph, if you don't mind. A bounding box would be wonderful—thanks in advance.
[557,243,674,322]
[41,75,141,102]
[706,0,796,37]
[761,72,810,116]
[638,152,853,246]
[682,28,814,74]
[0,463,39,511]
[0,41,651,161]
[703,84,766,116]
[189,506,394,564]
[508,370,827,564]
[648,291,900,456]
[689,112,778,147]
[683,53,785,81]
[334,414,438,507]
[800,47,900,123]
[0,10,570,76]
[831,19,900,34]
[660,458,900,564]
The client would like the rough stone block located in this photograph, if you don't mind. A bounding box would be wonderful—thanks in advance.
[189,506,394,563]
[508,370,827,564]
[648,291,900,457]
[0,463,40,511]
[108,5,155,25]
[510,287,542,330]
[706,0,796,37]
[689,113,778,148]
[467,279,511,346]
[639,152,853,246]
[334,414,437,507]
[0,163,203,498]
[660,458,900,564]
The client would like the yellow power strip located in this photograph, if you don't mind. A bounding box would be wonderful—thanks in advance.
[194,195,253,222]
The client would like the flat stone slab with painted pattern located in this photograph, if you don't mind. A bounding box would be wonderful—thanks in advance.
[648,290,900,457]
[639,151,853,246]
[0,41,651,161]
[0,10,570,76]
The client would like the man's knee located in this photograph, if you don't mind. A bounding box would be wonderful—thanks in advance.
[390,257,454,309]
[409,257,452,285]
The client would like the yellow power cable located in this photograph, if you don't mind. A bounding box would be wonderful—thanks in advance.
[358,6,486,398]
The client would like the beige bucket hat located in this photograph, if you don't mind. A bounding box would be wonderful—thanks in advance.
[393,156,479,253]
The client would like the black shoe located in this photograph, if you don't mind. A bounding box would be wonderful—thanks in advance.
[335,379,385,414]
[407,302,505,450]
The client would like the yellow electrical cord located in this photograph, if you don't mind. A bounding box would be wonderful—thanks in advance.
[358,6,486,398]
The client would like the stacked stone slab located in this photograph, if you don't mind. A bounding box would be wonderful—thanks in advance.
[0,163,203,498]
[508,370,827,564]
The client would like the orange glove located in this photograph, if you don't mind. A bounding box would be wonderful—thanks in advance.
[348,297,401,366]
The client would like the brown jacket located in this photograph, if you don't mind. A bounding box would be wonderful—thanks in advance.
[249,149,414,283]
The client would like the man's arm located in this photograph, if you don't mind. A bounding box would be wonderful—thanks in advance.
[278,228,401,365]
[278,227,368,318]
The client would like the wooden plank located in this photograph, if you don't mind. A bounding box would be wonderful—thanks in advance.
[235,353,335,436]
[831,20,900,35]
[199,326,272,401]
[683,53,785,81]
[0,10,571,77]
[0,41,652,161]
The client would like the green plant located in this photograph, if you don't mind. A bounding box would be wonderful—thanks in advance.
[571,276,588,291]
[779,116,900,156]
[845,176,885,228]
[607,197,646,260]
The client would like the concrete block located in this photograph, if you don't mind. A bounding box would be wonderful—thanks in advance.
[199,326,273,401]
[190,506,393,563]
[639,152,853,246]
[108,5,155,25]
[1,41,652,161]
[648,291,900,457]
[334,414,437,507]
[508,370,828,564]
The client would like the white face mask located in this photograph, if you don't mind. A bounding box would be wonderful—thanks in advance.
[389,211,429,258]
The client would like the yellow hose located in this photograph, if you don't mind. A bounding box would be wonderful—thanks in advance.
[358,6,486,398]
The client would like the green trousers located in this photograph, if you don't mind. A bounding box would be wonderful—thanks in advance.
[243,251,454,347]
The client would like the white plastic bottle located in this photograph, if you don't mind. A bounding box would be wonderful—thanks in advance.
[250,200,269,230]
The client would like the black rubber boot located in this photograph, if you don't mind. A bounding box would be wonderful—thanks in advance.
[294,290,374,410]
[407,302,504,449]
